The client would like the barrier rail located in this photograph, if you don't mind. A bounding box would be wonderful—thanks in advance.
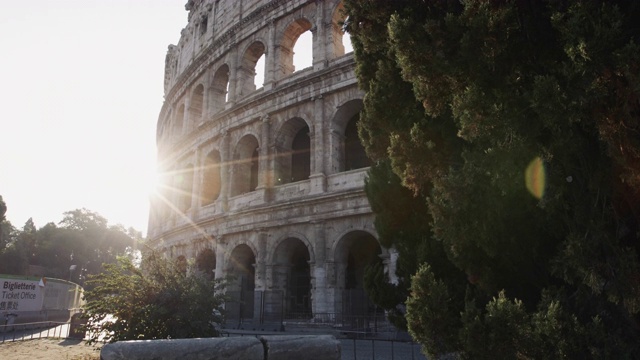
[0,321,72,343]
[220,330,427,360]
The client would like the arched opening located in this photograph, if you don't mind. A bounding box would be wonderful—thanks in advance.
[275,118,310,184]
[227,244,256,322]
[202,150,222,206]
[231,135,260,196]
[198,14,208,37]
[273,238,312,317]
[331,2,353,58]
[195,248,216,279]
[344,114,371,170]
[176,164,194,213]
[291,127,311,182]
[343,33,353,54]
[254,54,266,89]
[210,64,229,113]
[330,99,366,172]
[189,84,205,125]
[335,231,381,317]
[278,18,313,77]
[239,42,266,97]
[293,30,312,71]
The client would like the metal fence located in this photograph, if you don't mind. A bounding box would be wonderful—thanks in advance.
[221,331,427,360]
[340,337,427,360]
[2,321,428,360]
[0,321,73,343]
[225,289,390,333]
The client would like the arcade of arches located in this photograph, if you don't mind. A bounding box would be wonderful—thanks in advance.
[172,229,393,322]
[149,0,396,324]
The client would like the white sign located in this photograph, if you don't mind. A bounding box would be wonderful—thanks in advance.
[1,278,45,312]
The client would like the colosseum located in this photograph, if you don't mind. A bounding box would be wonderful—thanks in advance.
[147,0,397,328]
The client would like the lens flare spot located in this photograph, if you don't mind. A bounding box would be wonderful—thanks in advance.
[525,157,545,199]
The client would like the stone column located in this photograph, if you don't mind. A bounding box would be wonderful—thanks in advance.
[325,261,338,316]
[183,96,191,133]
[219,130,231,211]
[202,70,211,121]
[312,1,327,71]
[214,234,226,281]
[309,94,326,194]
[329,127,346,173]
[257,114,272,202]
[190,148,202,216]
[311,221,328,315]
[226,43,238,106]
[253,230,268,324]
[255,230,268,290]
[386,247,399,285]
[263,20,276,90]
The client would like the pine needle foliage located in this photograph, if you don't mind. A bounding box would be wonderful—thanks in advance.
[345,0,640,357]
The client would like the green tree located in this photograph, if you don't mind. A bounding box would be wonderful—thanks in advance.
[83,252,226,343]
[345,0,640,358]
[0,195,8,250]
[59,208,108,232]
[0,196,23,274]
[0,205,138,282]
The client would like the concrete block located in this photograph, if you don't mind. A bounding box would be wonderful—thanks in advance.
[100,337,263,360]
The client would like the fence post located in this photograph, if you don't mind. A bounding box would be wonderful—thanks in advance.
[280,290,285,331]
[353,338,357,360]
[371,338,375,360]
[259,290,265,325]
[391,340,394,360]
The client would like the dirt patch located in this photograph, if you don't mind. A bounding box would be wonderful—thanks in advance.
[0,338,100,360]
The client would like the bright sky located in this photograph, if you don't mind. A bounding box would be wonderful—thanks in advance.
[0,1,188,235]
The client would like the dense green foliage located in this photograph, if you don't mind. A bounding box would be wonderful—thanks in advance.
[345,0,640,358]
[0,203,139,284]
[0,195,9,252]
[83,253,226,343]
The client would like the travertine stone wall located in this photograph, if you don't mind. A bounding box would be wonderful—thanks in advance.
[148,0,393,320]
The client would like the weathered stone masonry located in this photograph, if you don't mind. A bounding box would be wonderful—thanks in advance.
[148,0,396,322]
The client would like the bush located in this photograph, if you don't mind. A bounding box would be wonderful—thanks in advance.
[83,252,226,343]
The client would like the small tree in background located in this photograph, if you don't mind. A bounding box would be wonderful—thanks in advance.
[83,251,226,344]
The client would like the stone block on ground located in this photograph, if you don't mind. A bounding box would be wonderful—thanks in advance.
[100,337,263,360]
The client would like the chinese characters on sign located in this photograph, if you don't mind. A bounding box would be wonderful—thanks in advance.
[1,279,45,312]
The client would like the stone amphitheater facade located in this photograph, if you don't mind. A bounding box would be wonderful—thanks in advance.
[147,0,397,324]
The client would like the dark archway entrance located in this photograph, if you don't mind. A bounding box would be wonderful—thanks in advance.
[335,231,382,318]
[195,248,216,279]
[290,127,310,182]
[227,244,256,323]
[344,114,371,170]
[274,238,312,318]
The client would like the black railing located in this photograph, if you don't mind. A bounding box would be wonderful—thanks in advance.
[220,330,427,360]
[224,289,388,331]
